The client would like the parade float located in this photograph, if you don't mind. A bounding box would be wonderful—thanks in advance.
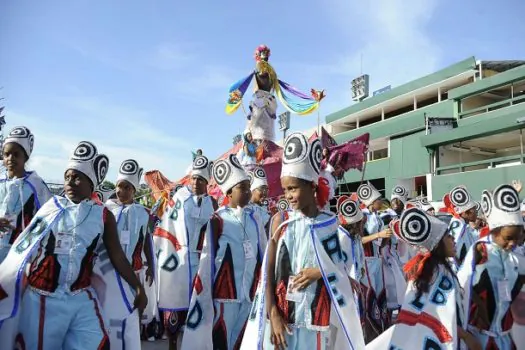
[144,45,370,216]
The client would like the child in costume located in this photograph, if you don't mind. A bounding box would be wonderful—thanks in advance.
[246,132,364,350]
[458,184,525,349]
[181,154,267,349]
[154,155,216,350]
[444,185,479,267]
[248,166,271,230]
[380,185,409,225]
[237,131,257,168]
[358,182,405,331]
[336,196,368,341]
[96,159,154,349]
[0,126,52,349]
[367,208,480,349]
[0,141,147,350]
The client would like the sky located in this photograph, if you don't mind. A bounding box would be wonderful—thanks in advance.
[1,0,525,184]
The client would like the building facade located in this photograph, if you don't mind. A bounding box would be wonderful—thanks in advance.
[325,57,525,202]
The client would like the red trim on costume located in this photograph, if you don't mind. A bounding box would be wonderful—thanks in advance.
[153,227,182,250]
[86,290,109,349]
[317,331,322,350]
[396,309,452,343]
[38,295,46,350]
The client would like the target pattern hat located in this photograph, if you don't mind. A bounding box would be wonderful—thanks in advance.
[277,197,290,212]
[392,207,449,252]
[444,185,476,214]
[281,132,323,184]
[357,182,382,207]
[66,141,109,188]
[391,185,409,204]
[481,184,523,230]
[191,155,212,183]
[4,126,34,158]
[117,159,143,190]
[212,154,250,194]
[95,183,115,203]
[248,166,268,191]
[337,195,363,225]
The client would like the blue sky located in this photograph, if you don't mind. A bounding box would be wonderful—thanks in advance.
[1,0,524,183]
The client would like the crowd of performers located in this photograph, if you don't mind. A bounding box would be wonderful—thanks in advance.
[0,125,524,350]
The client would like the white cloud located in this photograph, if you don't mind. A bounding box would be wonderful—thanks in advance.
[282,0,443,115]
[4,100,193,184]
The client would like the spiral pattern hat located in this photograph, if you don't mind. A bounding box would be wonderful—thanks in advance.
[481,184,523,230]
[117,159,143,190]
[94,183,115,203]
[444,185,476,214]
[248,166,268,191]
[191,155,212,183]
[212,154,250,194]
[357,182,382,207]
[281,132,323,184]
[66,141,109,188]
[4,126,34,158]
[392,207,449,252]
[337,195,363,225]
[391,185,409,204]
[277,198,290,212]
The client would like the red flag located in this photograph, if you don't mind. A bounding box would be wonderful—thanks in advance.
[321,127,337,149]
[328,133,369,172]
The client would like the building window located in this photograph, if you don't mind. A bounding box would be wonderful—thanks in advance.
[459,79,525,118]
[436,129,524,175]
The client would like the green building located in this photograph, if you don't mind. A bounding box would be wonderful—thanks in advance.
[325,57,525,202]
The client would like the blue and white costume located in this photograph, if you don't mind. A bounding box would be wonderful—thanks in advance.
[153,155,215,336]
[94,159,150,350]
[241,133,365,350]
[0,141,112,350]
[248,166,271,228]
[458,184,525,349]
[0,127,52,263]
[181,154,267,350]
[0,127,52,350]
[445,186,479,268]
[369,207,464,349]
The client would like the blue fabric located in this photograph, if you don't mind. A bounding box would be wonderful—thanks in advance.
[263,325,327,350]
[19,288,108,350]
[213,301,251,350]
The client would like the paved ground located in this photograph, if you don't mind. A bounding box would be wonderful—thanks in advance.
[142,340,168,350]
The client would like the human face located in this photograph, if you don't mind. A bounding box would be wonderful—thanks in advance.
[281,176,316,214]
[116,180,135,204]
[371,199,383,212]
[461,207,477,223]
[391,198,405,215]
[427,208,436,216]
[251,185,268,205]
[246,133,253,142]
[2,143,27,178]
[492,225,523,251]
[191,175,208,196]
[228,180,251,208]
[442,233,456,258]
[64,169,93,204]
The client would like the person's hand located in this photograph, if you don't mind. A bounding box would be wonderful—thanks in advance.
[462,332,482,350]
[145,267,154,287]
[293,268,322,290]
[377,228,392,239]
[133,285,148,314]
[269,305,292,350]
[512,180,523,193]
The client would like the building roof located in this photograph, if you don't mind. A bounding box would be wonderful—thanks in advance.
[325,57,478,124]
